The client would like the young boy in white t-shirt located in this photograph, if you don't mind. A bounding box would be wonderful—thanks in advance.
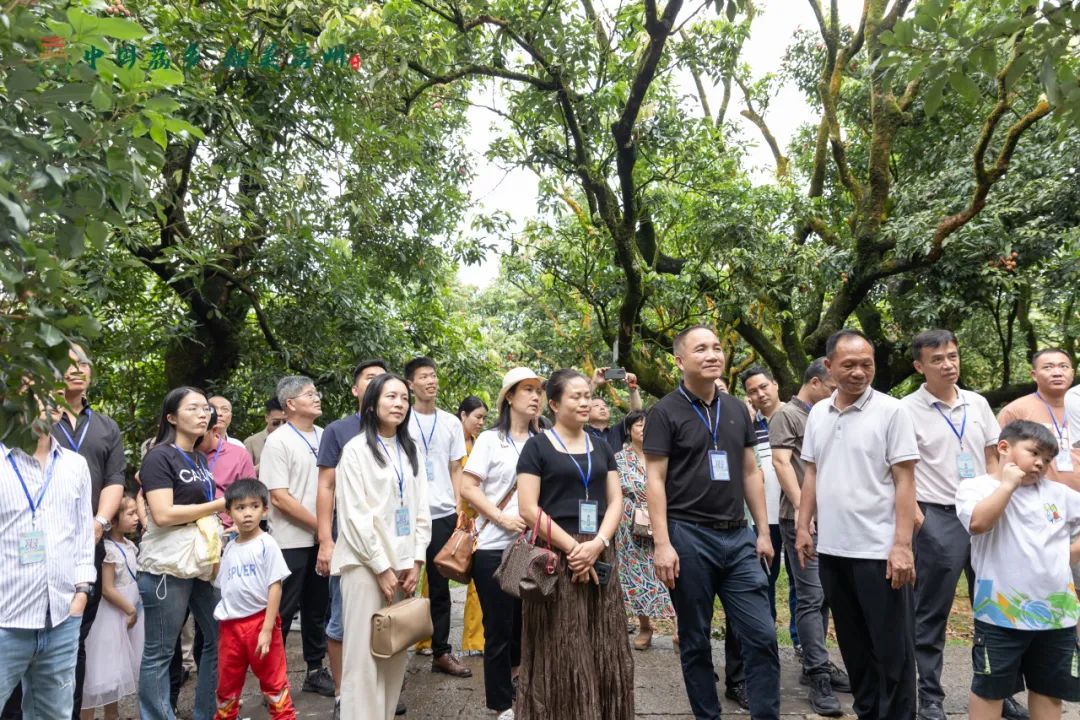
[213,478,296,719]
[956,420,1080,720]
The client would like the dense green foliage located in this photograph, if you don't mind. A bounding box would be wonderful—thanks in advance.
[3,0,1078,459]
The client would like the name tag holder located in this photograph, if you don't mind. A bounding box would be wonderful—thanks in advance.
[19,529,45,565]
[395,507,411,537]
[578,500,599,534]
[956,452,977,479]
[709,450,730,482]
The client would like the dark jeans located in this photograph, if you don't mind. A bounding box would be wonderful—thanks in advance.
[71,541,105,719]
[914,502,974,705]
[819,554,916,720]
[472,548,522,711]
[779,519,831,675]
[668,520,780,720]
[280,546,329,667]
[425,515,456,658]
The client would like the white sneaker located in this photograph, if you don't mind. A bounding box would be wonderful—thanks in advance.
[497,710,515,720]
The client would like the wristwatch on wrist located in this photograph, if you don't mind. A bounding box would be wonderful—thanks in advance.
[74,583,93,596]
[597,534,610,549]
[94,515,111,532]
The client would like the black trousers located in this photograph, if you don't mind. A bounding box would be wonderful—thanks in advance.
[280,545,329,667]
[472,548,522,712]
[425,515,456,658]
[819,554,916,720]
[71,541,106,719]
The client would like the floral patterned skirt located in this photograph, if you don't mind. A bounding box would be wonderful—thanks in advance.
[616,498,675,619]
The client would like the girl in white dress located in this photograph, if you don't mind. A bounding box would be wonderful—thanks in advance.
[81,495,145,719]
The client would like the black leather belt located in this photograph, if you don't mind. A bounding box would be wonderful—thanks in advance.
[680,518,747,531]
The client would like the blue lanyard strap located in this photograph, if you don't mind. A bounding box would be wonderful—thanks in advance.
[933,398,968,447]
[57,409,93,453]
[207,437,225,474]
[548,429,593,499]
[412,412,438,454]
[287,423,320,457]
[171,445,214,501]
[506,430,534,456]
[377,436,406,505]
[1035,393,1067,441]
[678,387,721,450]
[106,538,138,583]
[6,448,57,523]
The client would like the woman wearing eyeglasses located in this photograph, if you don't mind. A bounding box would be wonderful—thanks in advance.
[136,387,226,720]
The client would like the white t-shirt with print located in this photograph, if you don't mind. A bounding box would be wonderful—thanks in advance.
[463,429,527,551]
[956,474,1080,630]
[260,423,322,549]
[214,533,291,622]
[408,408,466,520]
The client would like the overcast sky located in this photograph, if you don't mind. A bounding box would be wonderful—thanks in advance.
[454,0,864,287]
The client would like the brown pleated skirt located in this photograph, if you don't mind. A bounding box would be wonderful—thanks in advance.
[515,536,635,719]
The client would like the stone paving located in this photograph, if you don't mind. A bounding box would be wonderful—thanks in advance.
[142,586,1078,720]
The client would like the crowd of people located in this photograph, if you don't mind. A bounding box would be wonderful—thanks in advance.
[1,325,1079,720]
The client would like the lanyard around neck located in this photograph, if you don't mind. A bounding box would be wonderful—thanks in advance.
[171,445,214,502]
[57,409,93,453]
[287,422,320,457]
[377,436,406,505]
[5,447,57,524]
[678,386,721,450]
[1035,392,1067,441]
[412,411,437,454]
[933,398,968,447]
[548,429,593,499]
[106,538,138,583]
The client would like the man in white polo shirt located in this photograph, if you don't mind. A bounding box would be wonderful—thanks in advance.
[404,356,472,678]
[796,328,920,720]
[901,329,1001,720]
[260,375,334,696]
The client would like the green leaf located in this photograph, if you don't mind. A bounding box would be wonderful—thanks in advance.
[149,122,168,149]
[90,83,113,111]
[0,195,29,233]
[38,323,66,348]
[923,73,948,117]
[149,68,185,87]
[6,66,40,96]
[85,219,108,250]
[725,0,737,22]
[163,117,205,139]
[37,84,94,105]
[1003,51,1030,90]
[949,70,981,104]
[55,221,85,257]
[96,17,147,41]
[1040,56,1060,106]
[65,7,99,36]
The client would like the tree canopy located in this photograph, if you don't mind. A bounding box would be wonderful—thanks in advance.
[2,0,1078,453]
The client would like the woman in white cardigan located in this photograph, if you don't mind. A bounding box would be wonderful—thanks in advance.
[333,373,431,720]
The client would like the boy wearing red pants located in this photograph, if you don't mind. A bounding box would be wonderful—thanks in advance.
[214,478,296,719]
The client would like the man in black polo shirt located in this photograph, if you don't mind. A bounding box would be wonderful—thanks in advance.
[645,325,780,720]
[52,344,126,720]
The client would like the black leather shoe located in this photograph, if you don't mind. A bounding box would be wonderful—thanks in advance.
[1003,696,1030,720]
[808,672,843,717]
[395,699,407,715]
[919,700,946,720]
[724,682,750,710]
[301,666,335,697]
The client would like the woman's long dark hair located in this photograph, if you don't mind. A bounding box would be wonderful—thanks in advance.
[153,386,209,447]
[457,395,487,420]
[359,373,419,475]
[494,382,542,438]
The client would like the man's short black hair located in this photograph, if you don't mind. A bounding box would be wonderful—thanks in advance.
[911,329,958,361]
[739,365,774,389]
[1031,348,1072,367]
[265,396,282,413]
[999,420,1059,459]
[225,478,269,509]
[803,357,828,385]
[353,358,388,384]
[404,356,436,381]
[673,324,717,356]
[825,328,872,358]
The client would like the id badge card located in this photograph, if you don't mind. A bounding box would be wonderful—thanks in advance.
[578,500,599,534]
[1057,448,1075,473]
[394,507,411,537]
[956,452,977,479]
[708,450,730,481]
[424,457,434,482]
[19,529,45,565]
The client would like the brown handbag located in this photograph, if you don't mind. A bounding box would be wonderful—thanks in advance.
[632,507,653,538]
[494,511,560,602]
[434,482,518,583]
[370,597,433,659]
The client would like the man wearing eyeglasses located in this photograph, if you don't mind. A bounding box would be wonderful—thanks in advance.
[260,376,335,697]
[242,396,286,471]
[207,395,246,449]
[49,344,126,720]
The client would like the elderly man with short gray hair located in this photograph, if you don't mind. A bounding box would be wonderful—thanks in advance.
[260,375,335,697]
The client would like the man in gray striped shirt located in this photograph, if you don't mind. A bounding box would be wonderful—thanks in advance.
[0,412,96,720]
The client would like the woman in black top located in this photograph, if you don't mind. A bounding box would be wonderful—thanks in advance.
[136,387,225,720]
[515,369,634,719]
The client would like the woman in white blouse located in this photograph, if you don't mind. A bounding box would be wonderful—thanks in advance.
[333,373,431,720]
[460,368,544,718]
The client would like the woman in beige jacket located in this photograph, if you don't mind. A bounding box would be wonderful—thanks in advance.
[333,373,431,720]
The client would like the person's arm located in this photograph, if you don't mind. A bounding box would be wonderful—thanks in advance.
[449,457,465,507]
[645,454,679,588]
[270,489,318,533]
[100,561,137,621]
[97,425,127,540]
[461,472,527,533]
[795,461,818,569]
[967,465,1024,534]
[566,470,622,580]
[96,485,124,542]
[627,373,642,411]
[743,447,774,563]
[887,459,918,588]
[516,472,581,555]
[315,466,336,575]
[771,448,801,514]
[590,367,609,392]
[256,581,282,658]
[145,489,225,527]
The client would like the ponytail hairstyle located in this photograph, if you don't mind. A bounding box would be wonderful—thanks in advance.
[358,373,419,475]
